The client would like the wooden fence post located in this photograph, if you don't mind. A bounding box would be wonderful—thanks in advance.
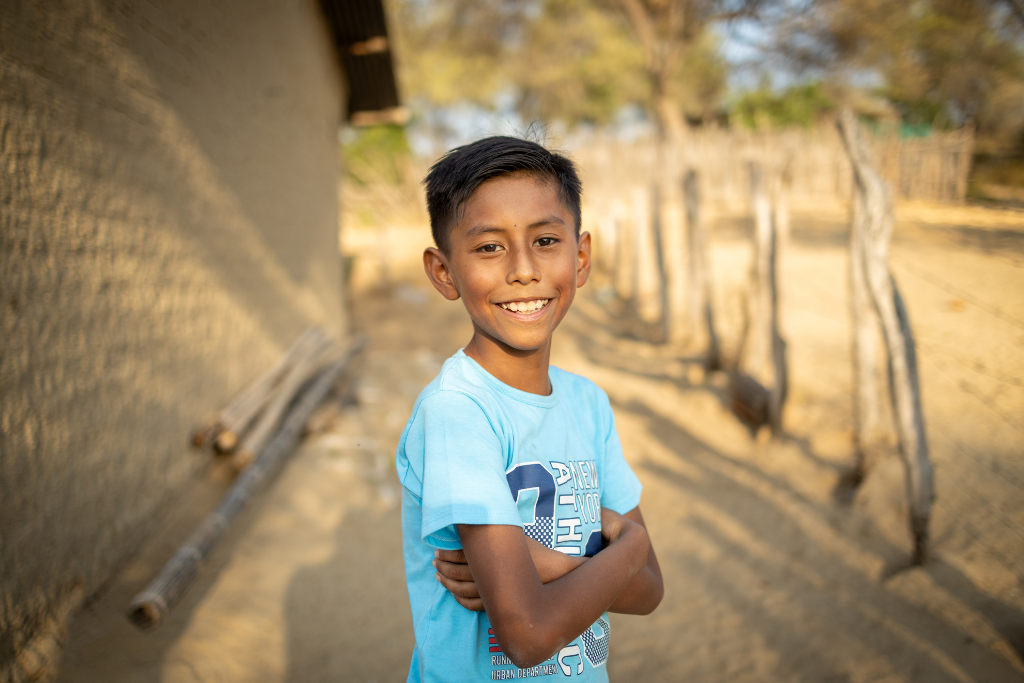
[741,160,788,436]
[614,198,634,304]
[667,170,689,345]
[767,160,789,434]
[747,161,773,382]
[838,109,934,565]
[844,179,884,495]
[632,185,663,327]
[650,182,670,340]
[683,169,722,369]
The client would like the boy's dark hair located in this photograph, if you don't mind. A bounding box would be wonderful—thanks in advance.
[423,136,582,254]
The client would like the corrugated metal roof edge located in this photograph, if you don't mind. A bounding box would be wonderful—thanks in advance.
[319,0,403,123]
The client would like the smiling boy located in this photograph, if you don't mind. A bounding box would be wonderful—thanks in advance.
[395,137,663,682]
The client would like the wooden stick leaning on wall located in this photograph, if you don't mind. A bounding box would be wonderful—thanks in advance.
[190,327,323,449]
[229,332,333,471]
[214,327,326,453]
[838,109,934,565]
[127,339,364,631]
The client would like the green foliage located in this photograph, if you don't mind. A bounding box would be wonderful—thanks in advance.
[797,0,1024,147]
[513,0,647,126]
[390,0,524,108]
[732,83,834,130]
[671,31,729,121]
[342,125,411,186]
[389,0,730,131]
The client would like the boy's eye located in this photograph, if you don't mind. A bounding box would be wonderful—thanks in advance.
[535,237,558,247]
[478,244,502,253]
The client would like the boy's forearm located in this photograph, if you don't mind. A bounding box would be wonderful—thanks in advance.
[458,521,649,668]
[608,564,663,614]
[526,537,586,583]
[515,522,649,663]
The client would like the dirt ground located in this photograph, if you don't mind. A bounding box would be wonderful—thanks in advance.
[55,202,1024,682]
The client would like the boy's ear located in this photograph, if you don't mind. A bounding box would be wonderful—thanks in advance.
[576,231,592,288]
[423,247,461,301]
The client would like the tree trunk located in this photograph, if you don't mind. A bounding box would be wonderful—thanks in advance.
[683,169,721,369]
[838,109,934,565]
[654,92,687,146]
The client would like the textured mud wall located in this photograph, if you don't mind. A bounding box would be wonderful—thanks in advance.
[0,1,345,677]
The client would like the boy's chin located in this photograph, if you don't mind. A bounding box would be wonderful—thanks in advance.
[483,329,552,354]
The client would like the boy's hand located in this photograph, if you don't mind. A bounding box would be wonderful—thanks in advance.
[600,507,633,545]
[435,538,588,612]
[434,549,483,611]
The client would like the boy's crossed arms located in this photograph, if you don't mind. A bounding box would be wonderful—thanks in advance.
[433,506,663,668]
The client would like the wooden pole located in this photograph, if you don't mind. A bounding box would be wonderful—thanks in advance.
[127,340,363,630]
[667,187,688,346]
[632,185,661,325]
[230,333,333,470]
[747,161,773,383]
[192,327,323,451]
[614,199,634,304]
[844,179,884,494]
[767,163,788,436]
[770,154,790,432]
[683,169,721,370]
[743,160,788,436]
[838,109,934,564]
[651,181,670,342]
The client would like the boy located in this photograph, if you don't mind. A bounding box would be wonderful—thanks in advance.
[396,136,663,682]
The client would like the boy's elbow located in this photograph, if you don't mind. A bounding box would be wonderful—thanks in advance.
[617,572,665,615]
[639,580,665,615]
[492,617,563,669]
[638,570,665,614]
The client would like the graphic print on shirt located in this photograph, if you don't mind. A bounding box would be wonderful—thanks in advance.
[549,459,602,557]
[487,627,560,679]
[580,617,610,667]
[505,462,557,548]
[496,459,610,677]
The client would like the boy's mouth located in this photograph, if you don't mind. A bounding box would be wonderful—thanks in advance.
[497,298,550,314]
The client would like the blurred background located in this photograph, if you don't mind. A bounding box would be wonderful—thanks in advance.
[2,0,1023,682]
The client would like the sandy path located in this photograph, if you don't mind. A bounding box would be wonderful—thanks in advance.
[56,205,1024,682]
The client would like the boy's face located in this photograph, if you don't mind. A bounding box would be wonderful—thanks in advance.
[424,173,590,353]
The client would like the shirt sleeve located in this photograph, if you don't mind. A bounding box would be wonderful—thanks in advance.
[417,391,523,549]
[598,393,643,514]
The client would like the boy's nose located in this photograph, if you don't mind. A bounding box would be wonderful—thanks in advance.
[507,245,540,285]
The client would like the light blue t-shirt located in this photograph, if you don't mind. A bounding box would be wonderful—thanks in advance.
[396,349,643,682]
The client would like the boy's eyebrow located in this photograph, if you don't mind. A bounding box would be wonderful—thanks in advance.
[464,225,506,238]
[464,215,567,238]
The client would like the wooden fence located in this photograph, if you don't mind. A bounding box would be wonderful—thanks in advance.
[573,123,975,214]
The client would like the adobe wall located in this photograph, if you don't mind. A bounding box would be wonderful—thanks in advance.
[0,1,345,678]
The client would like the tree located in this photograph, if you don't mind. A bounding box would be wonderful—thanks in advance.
[774,0,1024,149]
[390,0,740,135]
[614,0,765,141]
[511,0,648,126]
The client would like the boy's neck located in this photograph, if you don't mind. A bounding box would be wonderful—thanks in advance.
[463,327,552,396]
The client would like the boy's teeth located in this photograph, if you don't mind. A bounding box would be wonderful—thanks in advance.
[501,299,549,312]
